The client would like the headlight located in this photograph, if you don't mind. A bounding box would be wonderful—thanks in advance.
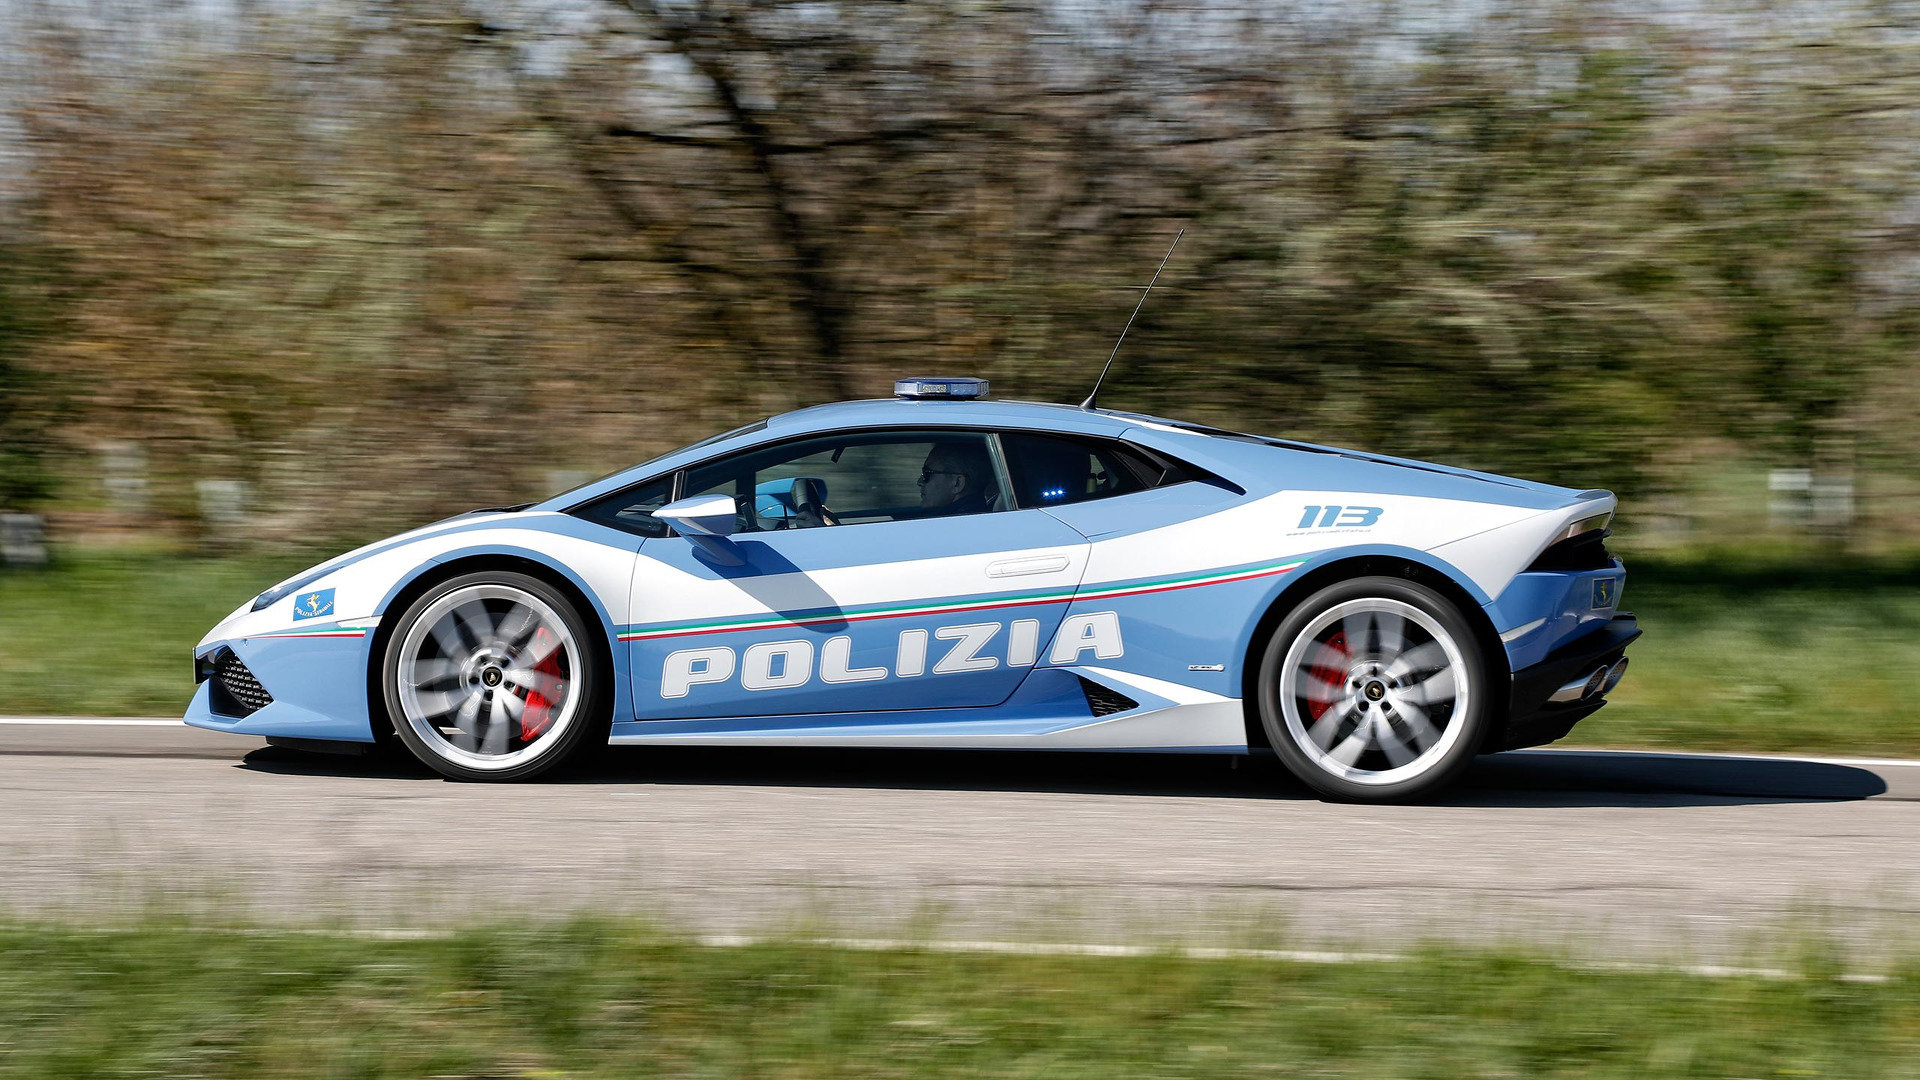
[250,581,298,612]
[250,568,329,611]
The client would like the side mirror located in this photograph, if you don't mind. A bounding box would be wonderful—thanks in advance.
[654,494,739,538]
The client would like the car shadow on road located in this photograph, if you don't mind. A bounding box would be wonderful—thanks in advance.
[1454,749,1891,807]
[237,743,1892,807]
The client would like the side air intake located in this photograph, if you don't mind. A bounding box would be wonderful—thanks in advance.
[1078,677,1139,718]
[209,649,273,717]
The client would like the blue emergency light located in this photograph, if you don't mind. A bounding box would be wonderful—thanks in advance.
[894,377,988,400]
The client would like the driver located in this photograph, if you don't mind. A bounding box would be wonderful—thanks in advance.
[917,440,994,517]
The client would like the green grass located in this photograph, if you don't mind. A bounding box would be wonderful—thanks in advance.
[3,546,1917,756]
[0,920,1912,1078]
[1567,552,1920,756]
[0,547,314,717]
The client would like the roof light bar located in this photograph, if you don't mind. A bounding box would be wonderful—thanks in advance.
[894,376,987,400]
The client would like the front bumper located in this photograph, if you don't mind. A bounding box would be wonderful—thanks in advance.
[184,626,379,742]
[1493,613,1641,752]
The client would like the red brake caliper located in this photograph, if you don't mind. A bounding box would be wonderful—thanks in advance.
[1306,631,1350,723]
[517,628,564,741]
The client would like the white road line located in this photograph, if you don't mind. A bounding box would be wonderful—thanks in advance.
[697,935,1403,964]
[690,935,1895,982]
[54,925,1895,982]
[0,718,186,727]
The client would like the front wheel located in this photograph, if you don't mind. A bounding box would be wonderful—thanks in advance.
[382,571,609,781]
[1257,576,1491,802]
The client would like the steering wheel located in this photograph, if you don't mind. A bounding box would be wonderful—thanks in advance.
[790,477,839,528]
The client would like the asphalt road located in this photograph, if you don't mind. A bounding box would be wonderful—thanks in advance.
[4,720,1917,963]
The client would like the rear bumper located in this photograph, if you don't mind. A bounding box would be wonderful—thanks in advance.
[1493,613,1641,752]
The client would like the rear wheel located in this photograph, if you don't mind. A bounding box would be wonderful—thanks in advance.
[382,571,608,781]
[1257,576,1489,802]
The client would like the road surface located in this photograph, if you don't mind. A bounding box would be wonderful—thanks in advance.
[3,721,1915,963]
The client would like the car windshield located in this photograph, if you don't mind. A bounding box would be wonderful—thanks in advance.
[541,419,771,503]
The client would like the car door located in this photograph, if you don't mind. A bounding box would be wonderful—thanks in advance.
[622,429,1091,720]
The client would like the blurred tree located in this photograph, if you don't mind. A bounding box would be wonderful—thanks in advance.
[7,0,1918,542]
[0,239,62,510]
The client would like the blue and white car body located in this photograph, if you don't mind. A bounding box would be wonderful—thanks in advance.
[189,387,1638,796]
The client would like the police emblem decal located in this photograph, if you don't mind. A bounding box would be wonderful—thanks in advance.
[1591,578,1617,610]
[293,588,336,621]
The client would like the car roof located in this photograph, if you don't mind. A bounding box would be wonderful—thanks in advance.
[533,393,1584,512]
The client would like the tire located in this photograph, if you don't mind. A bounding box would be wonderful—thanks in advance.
[381,571,609,781]
[1256,576,1490,802]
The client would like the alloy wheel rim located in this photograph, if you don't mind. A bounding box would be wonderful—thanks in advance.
[396,584,581,771]
[1278,597,1470,786]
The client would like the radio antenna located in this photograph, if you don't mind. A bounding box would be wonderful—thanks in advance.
[1081,228,1184,411]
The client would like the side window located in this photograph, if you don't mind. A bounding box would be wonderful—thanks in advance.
[998,433,1157,509]
[682,431,1003,531]
[575,476,676,538]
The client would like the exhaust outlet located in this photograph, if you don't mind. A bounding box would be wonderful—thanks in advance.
[1550,658,1631,705]
[1549,665,1609,704]
[1582,666,1609,699]
[1601,656,1629,695]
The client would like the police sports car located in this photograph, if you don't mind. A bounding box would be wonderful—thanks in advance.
[189,377,1638,801]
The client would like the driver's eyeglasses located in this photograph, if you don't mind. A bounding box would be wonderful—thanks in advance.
[918,469,957,484]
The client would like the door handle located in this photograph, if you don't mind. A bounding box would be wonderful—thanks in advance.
[987,555,1071,578]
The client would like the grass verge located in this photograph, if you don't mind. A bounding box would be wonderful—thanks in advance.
[0,920,1913,1078]
[0,547,314,717]
[2,545,1916,756]
[1565,553,1920,755]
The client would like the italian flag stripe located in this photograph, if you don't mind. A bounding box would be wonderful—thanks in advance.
[617,558,1306,642]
